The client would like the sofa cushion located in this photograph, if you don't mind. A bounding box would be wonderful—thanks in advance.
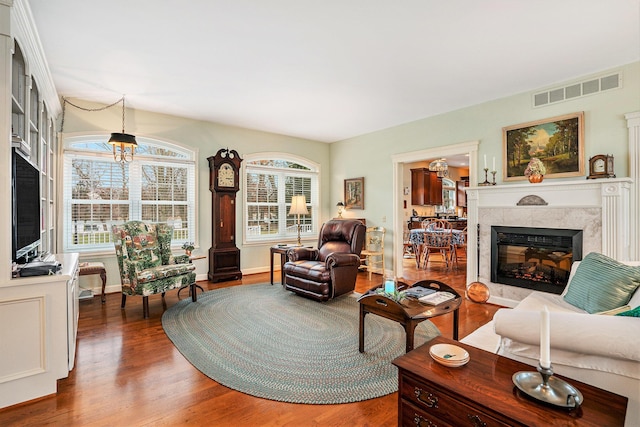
[563,252,640,314]
[616,306,640,317]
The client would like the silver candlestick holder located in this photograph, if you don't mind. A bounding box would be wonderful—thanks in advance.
[513,364,583,409]
[478,168,491,186]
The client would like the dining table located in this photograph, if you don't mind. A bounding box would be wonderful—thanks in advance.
[409,228,465,268]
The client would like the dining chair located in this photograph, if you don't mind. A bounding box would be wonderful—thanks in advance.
[420,220,453,269]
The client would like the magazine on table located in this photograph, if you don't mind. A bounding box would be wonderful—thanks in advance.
[404,286,436,299]
[418,291,456,305]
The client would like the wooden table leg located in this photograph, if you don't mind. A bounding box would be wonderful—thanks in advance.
[280,253,286,286]
[359,305,367,353]
[453,308,459,341]
[270,248,275,285]
[100,269,107,303]
[405,321,419,353]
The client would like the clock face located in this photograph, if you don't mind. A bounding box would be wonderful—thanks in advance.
[218,163,235,187]
[593,158,605,173]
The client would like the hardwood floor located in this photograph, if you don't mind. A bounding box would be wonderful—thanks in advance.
[0,259,500,426]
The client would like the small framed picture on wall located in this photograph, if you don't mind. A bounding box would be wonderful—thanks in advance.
[344,177,364,210]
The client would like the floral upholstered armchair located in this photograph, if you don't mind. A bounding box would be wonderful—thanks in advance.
[112,221,197,318]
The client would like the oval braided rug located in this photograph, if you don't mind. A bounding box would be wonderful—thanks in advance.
[162,283,440,404]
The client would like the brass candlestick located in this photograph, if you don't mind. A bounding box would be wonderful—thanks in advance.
[491,171,497,185]
[479,168,491,186]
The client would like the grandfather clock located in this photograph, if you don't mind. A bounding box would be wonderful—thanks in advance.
[208,148,243,282]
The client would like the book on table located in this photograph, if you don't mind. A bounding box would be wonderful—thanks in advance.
[419,291,456,305]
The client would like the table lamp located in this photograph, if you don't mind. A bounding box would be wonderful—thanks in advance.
[289,195,309,245]
[336,201,345,218]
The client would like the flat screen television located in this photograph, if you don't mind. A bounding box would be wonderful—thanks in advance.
[12,149,41,264]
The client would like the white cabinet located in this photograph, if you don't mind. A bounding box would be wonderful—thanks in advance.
[0,253,79,408]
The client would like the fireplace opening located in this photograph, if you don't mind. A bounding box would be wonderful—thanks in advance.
[491,226,583,294]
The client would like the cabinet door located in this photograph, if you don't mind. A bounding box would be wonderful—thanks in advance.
[427,172,442,205]
[411,169,426,205]
[411,168,443,205]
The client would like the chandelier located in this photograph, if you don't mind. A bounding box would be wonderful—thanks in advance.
[429,158,449,177]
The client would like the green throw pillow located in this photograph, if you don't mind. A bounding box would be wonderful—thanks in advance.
[563,253,640,314]
[615,306,640,317]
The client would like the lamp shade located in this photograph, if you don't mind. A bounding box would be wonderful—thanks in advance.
[336,201,345,208]
[289,195,309,215]
[108,132,138,147]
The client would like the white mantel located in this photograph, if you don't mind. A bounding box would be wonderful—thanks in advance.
[465,178,632,307]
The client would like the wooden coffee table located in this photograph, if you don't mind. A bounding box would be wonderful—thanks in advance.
[358,279,461,353]
[393,336,627,426]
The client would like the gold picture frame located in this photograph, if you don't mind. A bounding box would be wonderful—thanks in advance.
[344,177,364,210]
[503,112,585,181]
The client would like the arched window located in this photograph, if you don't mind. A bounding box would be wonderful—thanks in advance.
[62,135,196,252]
[244,153,319,243]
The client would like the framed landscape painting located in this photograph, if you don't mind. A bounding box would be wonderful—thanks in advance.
[344,177,364,210]
[503,112,585,181]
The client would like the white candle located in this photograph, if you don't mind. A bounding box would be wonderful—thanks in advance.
[484,154,487,169]
[492,157,496,172]
[540,306,551,368]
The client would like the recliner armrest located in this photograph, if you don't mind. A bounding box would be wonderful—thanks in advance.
[326,253,361,268]
[287,247,318,261]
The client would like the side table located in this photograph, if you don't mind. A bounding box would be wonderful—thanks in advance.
[270,245,298,285]
[358,279,461,353]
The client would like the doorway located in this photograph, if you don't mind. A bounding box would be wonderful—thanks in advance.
[391,141,479,280]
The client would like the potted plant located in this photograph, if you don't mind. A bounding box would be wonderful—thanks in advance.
[524,157,546,183]
[181,242,195,256]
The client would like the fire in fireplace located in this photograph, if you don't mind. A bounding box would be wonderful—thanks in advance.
[491,226,583,294]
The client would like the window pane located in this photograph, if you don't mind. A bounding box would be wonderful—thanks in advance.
[141,165,188,201]
[71,159,128,200]
[246,173,278,203]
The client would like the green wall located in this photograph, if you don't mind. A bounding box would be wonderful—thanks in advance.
[330,62,640,274]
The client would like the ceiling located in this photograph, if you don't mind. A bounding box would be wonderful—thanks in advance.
[28,0,640,143]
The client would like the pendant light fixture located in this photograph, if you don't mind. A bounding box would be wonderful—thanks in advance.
[61,95,137,164]
[429,158,449,178]
[108,96,138,163]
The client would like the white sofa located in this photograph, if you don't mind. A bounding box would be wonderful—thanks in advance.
[462,258,640,427]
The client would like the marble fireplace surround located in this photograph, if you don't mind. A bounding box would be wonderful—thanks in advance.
[466,178,632,307]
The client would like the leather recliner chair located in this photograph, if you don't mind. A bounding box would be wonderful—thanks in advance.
[284,219,366,301]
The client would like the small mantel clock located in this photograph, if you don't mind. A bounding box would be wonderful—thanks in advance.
[587,154,615,179]
[208,148,243,282]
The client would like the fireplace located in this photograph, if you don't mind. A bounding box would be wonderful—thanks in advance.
[491,226,583,295]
